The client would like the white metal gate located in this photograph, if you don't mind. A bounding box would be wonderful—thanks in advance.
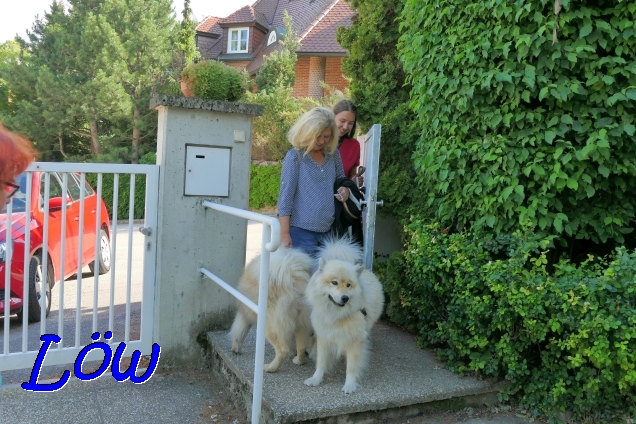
[1,162,159,373]
[359,124,382,270]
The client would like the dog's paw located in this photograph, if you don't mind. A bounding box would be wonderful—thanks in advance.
[293,355,307,365]
[341,381,359,394]
[304,376,322,387]
[231,341,242,354]
[263,363,279,373]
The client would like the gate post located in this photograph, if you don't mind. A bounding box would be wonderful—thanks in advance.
[150,95,263,366]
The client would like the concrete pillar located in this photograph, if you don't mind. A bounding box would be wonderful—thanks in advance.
[149,95,263,367]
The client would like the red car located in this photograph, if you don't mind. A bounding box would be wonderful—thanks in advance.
[0,171,111,323]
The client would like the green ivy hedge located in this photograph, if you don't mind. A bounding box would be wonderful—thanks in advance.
[398,0,636,251]
[86,152,156,221]
[381,217,636,421]
[249,163,281,210]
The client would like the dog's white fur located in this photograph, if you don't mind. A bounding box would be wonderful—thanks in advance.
[230,247,314,372]
[304,240,384,393]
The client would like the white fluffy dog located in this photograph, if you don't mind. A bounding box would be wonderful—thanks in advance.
[230,247,314,372]
[304,238,384,393]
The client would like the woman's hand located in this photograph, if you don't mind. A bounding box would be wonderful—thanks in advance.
[335,187,350,203]
[281,233,292,248]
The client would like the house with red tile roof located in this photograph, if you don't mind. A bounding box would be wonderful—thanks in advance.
[195,0,353,99]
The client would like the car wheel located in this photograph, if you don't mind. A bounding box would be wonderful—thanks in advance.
[16,254,53,323]
[89,228,111,275]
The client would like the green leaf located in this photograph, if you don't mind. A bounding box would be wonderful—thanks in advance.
[567,178,578,190]
[545,131,556,144]
[532,165,546,176]
[495,72,512,83]
[547,116,559,127]
[561,114,573,125]
[502,186,514,200]
[579,24,593,37]
[554,217,563,232]
[598,165,610,177]
[585,185,596,197]
[626,89,636,100]
[486,215,495,227]
[602,75,615,85]
[624,124,635,136]
[539,86,549,100]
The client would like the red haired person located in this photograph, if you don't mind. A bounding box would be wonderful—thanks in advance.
[0,124,37,209]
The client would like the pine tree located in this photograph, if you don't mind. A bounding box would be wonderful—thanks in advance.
[88,0,175,163]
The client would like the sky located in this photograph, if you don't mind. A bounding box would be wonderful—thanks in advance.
[0,0,253,43]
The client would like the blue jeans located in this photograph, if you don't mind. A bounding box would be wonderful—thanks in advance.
[289,226,329,258]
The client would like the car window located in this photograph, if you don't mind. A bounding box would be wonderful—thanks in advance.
[1,173,27,213]
[39,173,66,210]
[67,173,94,201]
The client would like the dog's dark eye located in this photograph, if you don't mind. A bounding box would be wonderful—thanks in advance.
[346,283,351,288]
[331,280,338,286]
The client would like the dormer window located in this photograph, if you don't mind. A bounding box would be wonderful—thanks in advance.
[267,30,277,46]
[228,27,249,53]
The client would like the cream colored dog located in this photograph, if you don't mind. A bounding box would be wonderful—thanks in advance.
[230,247,314,372]
[304,239,384,393]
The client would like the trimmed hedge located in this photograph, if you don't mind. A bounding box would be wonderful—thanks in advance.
[382,217,636,421]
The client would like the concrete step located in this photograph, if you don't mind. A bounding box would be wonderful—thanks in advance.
[206,321,506,424]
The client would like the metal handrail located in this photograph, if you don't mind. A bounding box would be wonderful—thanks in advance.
[200,200,280,424]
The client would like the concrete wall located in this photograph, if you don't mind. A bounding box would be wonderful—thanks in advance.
[150,95,263,367]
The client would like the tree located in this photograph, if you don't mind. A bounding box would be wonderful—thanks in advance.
[86,0,175,163]
[399,0,636,256]
[337,0,421,223]
[0,41,21,117]
[175,0,200,68]
[255,11,300,92]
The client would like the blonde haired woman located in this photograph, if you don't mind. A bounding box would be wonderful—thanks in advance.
[277,107,349,255]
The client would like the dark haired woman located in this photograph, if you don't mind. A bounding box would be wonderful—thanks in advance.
[332,100,362,184]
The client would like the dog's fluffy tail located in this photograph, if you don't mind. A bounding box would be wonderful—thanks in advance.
[267,248,313,288]
[317,235,362,265]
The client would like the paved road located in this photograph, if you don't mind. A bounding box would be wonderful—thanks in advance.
[0,223,146,384]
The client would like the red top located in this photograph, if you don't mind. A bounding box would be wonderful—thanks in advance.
[338,137,360,178]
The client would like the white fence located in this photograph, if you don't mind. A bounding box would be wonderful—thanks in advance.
[0,162,158,373]
[199,200,280,424]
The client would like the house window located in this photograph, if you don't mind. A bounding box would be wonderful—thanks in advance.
[228,28,249,53]
[267,31,277,46]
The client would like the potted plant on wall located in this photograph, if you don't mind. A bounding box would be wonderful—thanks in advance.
[179,60,245,101]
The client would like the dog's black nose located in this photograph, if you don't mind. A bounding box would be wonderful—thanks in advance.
[341,296,349,303]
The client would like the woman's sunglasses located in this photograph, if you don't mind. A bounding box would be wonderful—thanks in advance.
[3,181,20,199]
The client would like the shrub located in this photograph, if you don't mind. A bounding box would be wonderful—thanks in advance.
[249,163,281,210]
[180,60,244,101]
[245,86,312,161]
[384,216,636,420]
[398,0,636,253]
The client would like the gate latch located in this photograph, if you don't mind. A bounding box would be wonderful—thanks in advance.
[139,227,152,236]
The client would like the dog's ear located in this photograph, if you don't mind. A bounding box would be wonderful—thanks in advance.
[355,264,364,276]
[318,258,326,272]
